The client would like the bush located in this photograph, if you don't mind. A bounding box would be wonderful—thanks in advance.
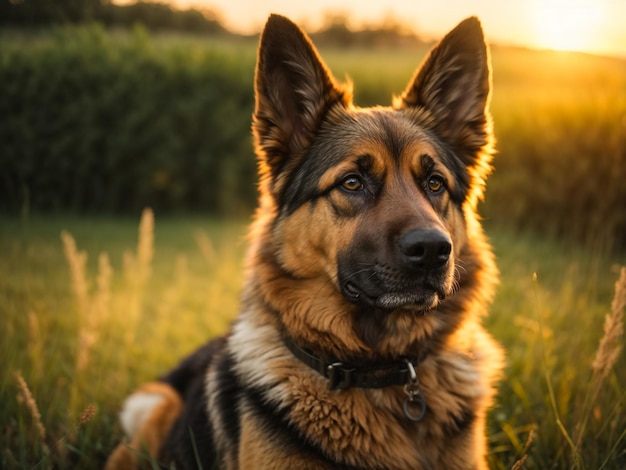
[0,0,227,34]
[0,25,256,215]
[487,98,626,251]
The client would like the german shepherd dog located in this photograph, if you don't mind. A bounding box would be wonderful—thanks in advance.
[106,14,503,470]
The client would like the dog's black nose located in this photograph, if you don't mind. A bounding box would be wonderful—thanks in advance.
[398,229,452,268]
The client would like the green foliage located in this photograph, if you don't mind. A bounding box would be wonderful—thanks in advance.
[0,0,102,25]
[0,0,227,34]
[0,25,256,215]
[96,2,227,34]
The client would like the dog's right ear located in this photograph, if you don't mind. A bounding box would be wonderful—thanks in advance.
[253,14,351,196]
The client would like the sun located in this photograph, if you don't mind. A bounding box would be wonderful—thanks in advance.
[530,0,606,53]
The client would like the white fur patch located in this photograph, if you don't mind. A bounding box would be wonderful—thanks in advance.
[229,309,293,405]
[119,392,166,438]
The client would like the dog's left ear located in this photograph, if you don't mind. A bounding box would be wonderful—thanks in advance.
[396,17,493,174]
[253,14,351,195]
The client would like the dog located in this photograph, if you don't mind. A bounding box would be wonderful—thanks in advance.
[106,14,503,470]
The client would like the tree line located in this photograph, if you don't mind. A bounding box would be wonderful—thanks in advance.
[0,1,427,47]
[0,0,227,35]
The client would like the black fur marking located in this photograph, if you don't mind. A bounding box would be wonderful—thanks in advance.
[443,405,476,438]
[327,195,347,219]
[424,133,470,205]
[420,154,436,176]
[160,375,217,469]
[213,349,243,455]
[280,106,354,214]
[440,152,470,205]
[158,338,243,469]
[160,337,226,395]
[377,113,409,163]
[159,338,228,469]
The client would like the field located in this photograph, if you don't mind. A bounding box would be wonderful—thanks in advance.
[1,26,625,469]
[1,213,624,469]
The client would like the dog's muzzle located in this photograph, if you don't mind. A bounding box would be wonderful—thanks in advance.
[339,228,454,312]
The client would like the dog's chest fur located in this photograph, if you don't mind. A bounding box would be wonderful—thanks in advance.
[203,308,500,470]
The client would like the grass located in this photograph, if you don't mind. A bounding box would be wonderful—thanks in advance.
[0,213,624,469]
[0,212,247,468]
[486,229,626,468]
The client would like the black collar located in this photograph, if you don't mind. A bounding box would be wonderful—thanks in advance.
[283,335,428,390]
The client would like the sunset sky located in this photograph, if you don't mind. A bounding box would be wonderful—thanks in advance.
[171,0,626,57]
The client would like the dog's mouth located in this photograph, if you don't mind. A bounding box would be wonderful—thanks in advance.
[376,291,441,311]
[343,281,444,313]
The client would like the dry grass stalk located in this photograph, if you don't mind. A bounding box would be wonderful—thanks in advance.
[592,266,625,379]
[95,253,113,316]
[62,229,93,416]
[511,428,535,470]
[61,231,89,315]
[15,371,48,454]
[78,404,96,427]
[511,455,527,470]
[68,403,98,443]
[194,229,216,264]
[27,311,43,382]
[124,208,155,344]
[574,266,625,451]
[62,230,114,376]
[136,207,154,288]
[122,249,135,283]
[76,252,114,371]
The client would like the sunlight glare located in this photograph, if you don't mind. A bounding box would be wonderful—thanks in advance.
[531,0,606,53]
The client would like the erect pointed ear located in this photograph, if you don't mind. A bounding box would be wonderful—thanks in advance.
[395,17,493,178]
[253,14,351,196]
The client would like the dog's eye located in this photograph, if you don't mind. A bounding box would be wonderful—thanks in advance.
[341,175,364,192]
[427,176,445,193]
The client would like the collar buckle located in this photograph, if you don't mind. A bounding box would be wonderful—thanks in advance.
[327,362,356,390]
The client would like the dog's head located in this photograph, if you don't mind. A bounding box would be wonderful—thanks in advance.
[250,15,495,357]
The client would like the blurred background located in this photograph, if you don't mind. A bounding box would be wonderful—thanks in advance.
[1,1,625,468]
[1,0,625,249]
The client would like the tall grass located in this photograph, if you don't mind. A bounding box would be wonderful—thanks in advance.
[0,214,245,467]
[1,214,624,468]
[485,231,625,468]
